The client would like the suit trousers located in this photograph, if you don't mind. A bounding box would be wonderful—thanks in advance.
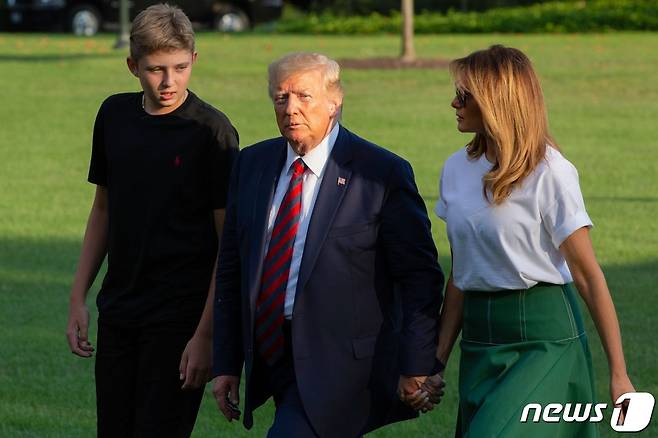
[95,320,204,438]
[255,320,319,438]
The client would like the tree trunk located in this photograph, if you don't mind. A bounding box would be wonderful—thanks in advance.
[114,0,130,49]
[401,0,415,62]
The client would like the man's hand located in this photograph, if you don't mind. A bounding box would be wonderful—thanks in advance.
[213,375,241,422]
[179,333,212,390]
[66,302,94,357]
[398,375,433,413]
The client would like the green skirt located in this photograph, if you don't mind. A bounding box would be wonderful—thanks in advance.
[457,283,598,437]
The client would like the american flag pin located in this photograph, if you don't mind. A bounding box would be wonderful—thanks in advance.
[337,177,346,186]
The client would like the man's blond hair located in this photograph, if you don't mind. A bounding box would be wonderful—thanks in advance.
[268,52,343,100]
[130,3,195,61]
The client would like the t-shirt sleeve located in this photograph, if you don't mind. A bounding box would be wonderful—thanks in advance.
[209,123,239,210]
[434,166,448,221]
[540,160,593,248]
[87,104,108,186]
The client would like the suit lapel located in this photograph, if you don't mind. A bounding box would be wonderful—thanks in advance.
[248,139,287,317]
[296,126,353,301]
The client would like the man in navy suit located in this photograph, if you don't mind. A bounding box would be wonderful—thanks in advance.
[212,52,445,437]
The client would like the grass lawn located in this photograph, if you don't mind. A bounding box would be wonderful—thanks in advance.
[0,31,656,437]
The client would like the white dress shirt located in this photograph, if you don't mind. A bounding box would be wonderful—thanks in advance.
[265,123,340,318]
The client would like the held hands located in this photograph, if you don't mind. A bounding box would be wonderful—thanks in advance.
[66,302,94,357]
[398,373,446,413]
[213,375,241,422]
[422,373,446,406]
[179,332,212,390]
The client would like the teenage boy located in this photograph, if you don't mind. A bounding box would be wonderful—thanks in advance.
[65,4,239,437]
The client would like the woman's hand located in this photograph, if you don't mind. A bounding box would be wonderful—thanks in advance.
[422,372,446,405]
[610,373,635,424]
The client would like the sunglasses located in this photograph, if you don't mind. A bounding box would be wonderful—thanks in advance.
[455,89,472,107]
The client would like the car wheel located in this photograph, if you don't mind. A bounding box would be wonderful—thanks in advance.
[70,4,101,36]
[213,7,249,32]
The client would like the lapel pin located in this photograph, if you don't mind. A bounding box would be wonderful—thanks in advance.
[337,177,346,186]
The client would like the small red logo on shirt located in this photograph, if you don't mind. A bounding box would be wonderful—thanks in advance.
[174,155,181,167]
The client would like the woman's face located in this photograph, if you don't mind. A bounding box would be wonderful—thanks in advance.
[451,87,485,134]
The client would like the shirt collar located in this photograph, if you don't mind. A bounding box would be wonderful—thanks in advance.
[284,123,340,177]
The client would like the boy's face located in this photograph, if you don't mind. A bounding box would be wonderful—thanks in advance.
[127,49,197,115]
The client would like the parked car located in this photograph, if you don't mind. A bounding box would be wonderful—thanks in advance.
[1,0,285,35]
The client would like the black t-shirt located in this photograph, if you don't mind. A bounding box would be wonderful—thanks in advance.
[88,91,239,327]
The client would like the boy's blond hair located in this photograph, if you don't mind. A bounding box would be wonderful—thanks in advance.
[130,3,195,61]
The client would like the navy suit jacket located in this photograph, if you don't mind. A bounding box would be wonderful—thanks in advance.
[213,126,444,437]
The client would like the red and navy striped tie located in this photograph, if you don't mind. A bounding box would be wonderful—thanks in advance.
[255,158,306,365]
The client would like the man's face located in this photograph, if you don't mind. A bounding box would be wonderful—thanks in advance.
[273,69,341,155]
[127,49,196,115]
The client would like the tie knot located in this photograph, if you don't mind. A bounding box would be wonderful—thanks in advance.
[291,159,306,177]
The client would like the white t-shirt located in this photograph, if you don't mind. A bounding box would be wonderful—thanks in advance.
[435,146,592,291]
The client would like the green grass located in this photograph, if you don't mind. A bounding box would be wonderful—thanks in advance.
[0,32,657,437]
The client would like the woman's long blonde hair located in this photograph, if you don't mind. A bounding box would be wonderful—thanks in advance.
[450,45,558,205]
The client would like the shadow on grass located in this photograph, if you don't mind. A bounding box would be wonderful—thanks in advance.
[0,235,83,278]
[587,196,658,204]
[0,236,656,437]
[0,232,655,304]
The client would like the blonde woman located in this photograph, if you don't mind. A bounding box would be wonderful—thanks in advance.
[431,45,634,436]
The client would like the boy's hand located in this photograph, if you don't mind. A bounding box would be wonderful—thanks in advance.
[66,302,94,357]
[179,332,212,390]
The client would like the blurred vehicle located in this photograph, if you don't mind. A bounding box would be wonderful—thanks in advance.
[0,0,286,35]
